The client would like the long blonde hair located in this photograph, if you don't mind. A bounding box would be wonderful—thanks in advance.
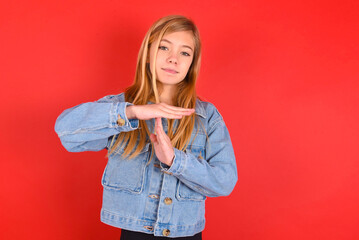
[107,15,202,160]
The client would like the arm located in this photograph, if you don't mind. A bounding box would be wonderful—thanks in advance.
[160,112,238,197]
[54,95,139,152]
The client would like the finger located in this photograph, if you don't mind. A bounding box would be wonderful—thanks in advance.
[150,133,158,144]
[153,117,159,135]
[154,118,162,144]
[158,118,172,145]
[154,117,163,134]
[158,125,173,150]
[159,108,193,118]
[156,117,164,137]
[164,133,172,146]
[162,114,184,119]
[163,107,195,115]
[160,103,195,112]
[156,118,167,145]
[157,109,195,120]
[156,129,167,146]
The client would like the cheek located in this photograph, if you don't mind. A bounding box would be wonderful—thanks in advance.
[152,54,163,70]
[183,59,193,72]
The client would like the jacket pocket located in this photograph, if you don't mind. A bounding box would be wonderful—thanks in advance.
[176,146,207,201]
[101,142,150,193]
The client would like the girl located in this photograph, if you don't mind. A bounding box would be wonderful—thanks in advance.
[55,15,237,239]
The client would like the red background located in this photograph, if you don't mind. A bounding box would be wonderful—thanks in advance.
[1,0,358,239]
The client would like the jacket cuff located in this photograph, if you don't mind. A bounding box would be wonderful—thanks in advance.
[112,102,139,131]
[160,148,186,175]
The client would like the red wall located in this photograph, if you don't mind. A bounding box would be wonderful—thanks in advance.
[1,0,358,239]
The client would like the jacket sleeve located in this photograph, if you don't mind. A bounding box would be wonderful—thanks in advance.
[160,109,238,197]
[54,95,139,152]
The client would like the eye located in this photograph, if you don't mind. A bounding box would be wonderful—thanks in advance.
[159,45,168,50]
[181,52,191,57]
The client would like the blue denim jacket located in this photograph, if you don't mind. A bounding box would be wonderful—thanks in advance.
[54,93,238,238]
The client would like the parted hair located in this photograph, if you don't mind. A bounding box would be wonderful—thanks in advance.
[107,15,203,161]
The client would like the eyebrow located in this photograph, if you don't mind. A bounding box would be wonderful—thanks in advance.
[160,39,194,52]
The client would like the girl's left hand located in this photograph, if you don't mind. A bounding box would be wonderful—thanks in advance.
[149,117,174,166]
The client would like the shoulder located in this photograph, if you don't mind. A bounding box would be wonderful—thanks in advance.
[195,98,224,130]
[96,93,125,103]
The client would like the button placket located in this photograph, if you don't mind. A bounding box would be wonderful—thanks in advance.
[156,171,176,223]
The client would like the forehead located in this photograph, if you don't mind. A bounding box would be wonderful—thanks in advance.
[160,31,195,49]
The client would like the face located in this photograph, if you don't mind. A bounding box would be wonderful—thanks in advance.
[148,31,195,86]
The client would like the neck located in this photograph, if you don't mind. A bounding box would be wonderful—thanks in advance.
[159,84,176,105]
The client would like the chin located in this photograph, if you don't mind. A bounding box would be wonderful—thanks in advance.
[157,77,183,85]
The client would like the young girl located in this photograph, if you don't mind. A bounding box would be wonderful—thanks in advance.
[55,15,237,239]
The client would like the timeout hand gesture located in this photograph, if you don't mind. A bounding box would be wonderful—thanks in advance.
[125,103,195,166]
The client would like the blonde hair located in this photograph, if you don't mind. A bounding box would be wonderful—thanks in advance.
[107,15,203,161]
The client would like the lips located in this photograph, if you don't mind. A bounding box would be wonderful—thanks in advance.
[162,68,178,74]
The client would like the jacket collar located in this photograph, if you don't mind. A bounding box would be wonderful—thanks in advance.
[195,99,206,119]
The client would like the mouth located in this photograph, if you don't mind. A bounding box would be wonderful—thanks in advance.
[162,68,179,74]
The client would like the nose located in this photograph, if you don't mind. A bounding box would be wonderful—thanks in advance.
[167,52,178,65]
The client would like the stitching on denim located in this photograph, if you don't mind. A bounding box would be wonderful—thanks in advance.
[110,142,150,155]
[195,99,207,119]
[178,150,186,175]
[172,152,180,175]
[102,209,205,228]
[128,119,139,130]
[102,209,154,223]
[176,184,207,201]
[208,118,223,134]
[110,102,118,127]
[58,124,115,137]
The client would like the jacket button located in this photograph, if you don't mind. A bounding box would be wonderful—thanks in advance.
[162,229,170,236]
[117,117,125,126]
[164,197,172,205]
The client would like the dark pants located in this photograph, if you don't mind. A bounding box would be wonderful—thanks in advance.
[120,229,202,240]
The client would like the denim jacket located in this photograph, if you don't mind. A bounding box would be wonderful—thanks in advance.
[54,93,238,238]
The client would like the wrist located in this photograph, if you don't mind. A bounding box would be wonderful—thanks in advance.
[126,105,136,119]
[167,153,175,166]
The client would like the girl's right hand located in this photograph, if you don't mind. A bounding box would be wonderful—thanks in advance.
[126,103,195,120]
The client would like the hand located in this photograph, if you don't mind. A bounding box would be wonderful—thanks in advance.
[149,117,175,166]
[126,103,195,120]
